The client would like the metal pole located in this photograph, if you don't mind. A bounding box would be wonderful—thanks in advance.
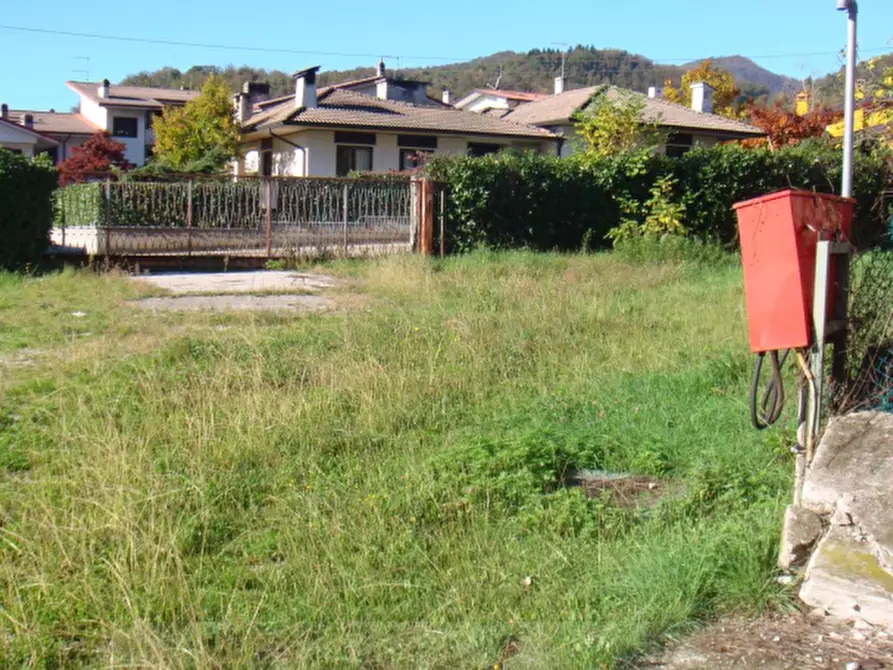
[265,180,272,258]
[343,183,349,255]
[439,188,445,259]
[841,1,858,198]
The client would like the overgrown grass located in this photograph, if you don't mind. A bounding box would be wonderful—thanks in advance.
[0,253,794,668]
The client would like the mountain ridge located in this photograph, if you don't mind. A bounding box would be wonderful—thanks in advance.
[119,47,820,104]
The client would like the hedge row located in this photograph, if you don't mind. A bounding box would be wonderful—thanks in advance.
[426,139,893,252]
[0,150,57,269]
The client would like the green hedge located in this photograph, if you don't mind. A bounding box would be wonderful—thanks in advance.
[426,151,657,252]
[426,139,893,252]
[0,150,57,269]
[53,183,104,227]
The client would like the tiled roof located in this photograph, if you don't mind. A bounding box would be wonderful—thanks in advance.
[66,81,199,109]
[505,85,765,137]
[7,109,100,135]
[243,88,556,140]
[0,117,58,144]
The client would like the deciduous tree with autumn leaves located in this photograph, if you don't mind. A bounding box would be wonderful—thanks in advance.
[663,60,741,118]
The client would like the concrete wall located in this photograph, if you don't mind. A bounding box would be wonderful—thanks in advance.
[237,129,553,177]
[78,96,108,130]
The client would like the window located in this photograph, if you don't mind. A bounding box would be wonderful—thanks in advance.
[145,110,162,131]
[468,142,501,157]
[334,131,376,146]
[665,133,694,158]
[260,138,273,177]
[399,148,432,171]
[336,145,373,176]
[40,147,59,164]
[398,134,437,150]
[112,117,138,138]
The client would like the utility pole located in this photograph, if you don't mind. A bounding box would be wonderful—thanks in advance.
[837,0,858,198]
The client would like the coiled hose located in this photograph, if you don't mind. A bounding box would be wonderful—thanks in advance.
[750,350,790,430]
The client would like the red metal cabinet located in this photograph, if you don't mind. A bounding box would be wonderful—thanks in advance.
[734,189,854,353]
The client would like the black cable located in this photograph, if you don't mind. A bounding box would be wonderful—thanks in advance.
[750,350,789,430]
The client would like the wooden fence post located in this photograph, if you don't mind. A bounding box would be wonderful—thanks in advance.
[419,178,435,256]
[265,179,272,258]
[343,182,349,255]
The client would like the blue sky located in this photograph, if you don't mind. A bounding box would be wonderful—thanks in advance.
[2,0,891,111]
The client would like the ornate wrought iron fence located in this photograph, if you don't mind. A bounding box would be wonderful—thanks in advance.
[52,176,420,258]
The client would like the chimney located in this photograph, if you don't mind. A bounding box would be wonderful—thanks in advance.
[795,91,811,117]
[554,76,566,96]
[376,58,386,77]
[648,86,662,99]
[22,114,34,130]
[442,89,452,105]
[0,104,7,121]
[293,66,320,109]
[98,79,110,99]
[234,92,250,124]
[690,82,714,114]
[376,79,389,100]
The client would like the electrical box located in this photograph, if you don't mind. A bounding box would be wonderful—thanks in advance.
[734,189,855,353]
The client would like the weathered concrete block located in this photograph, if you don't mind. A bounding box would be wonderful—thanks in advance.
[800,525,893,628]
[779,504,825,570]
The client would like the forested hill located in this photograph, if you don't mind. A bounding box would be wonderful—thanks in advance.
[120,46,798,101]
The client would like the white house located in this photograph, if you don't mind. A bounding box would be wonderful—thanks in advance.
[0,109,58,158]
[235,62,558,178]
[65,80,199,166]
[452,89,549,116]
[501,79,765,157]
[0,103,100,163]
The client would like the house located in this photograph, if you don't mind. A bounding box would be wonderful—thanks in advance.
[65,80,200,166]
[0,104,100,163]
[0,106,60,158]
[493,78,765,157]
[452,89,550,115]
[234,62,558,177]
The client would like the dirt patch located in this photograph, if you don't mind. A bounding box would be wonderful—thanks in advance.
[136,294,331,313]
[568,471,673,508]
[643,611,893,669]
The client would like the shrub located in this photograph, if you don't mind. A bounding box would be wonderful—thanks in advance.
[425,149,662,252]
[0,150,57,269]
[427,138,893,252]
[672,139,893,246]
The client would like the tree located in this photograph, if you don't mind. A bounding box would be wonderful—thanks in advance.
[744,102,841,149]
[573,89,665,158]
[151,74,240,172]
[663,60,741,118]
[57,132,132,185]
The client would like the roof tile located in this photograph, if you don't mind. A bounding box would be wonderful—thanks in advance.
[505,85,765,136]
[243,88,555,140]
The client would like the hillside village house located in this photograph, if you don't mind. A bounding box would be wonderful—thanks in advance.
[234,62,558,177]
[465,77,765,156]
[65,80,199,166]
[0,81,198,165]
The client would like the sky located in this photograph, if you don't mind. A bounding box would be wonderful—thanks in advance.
[1,0,892,111]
